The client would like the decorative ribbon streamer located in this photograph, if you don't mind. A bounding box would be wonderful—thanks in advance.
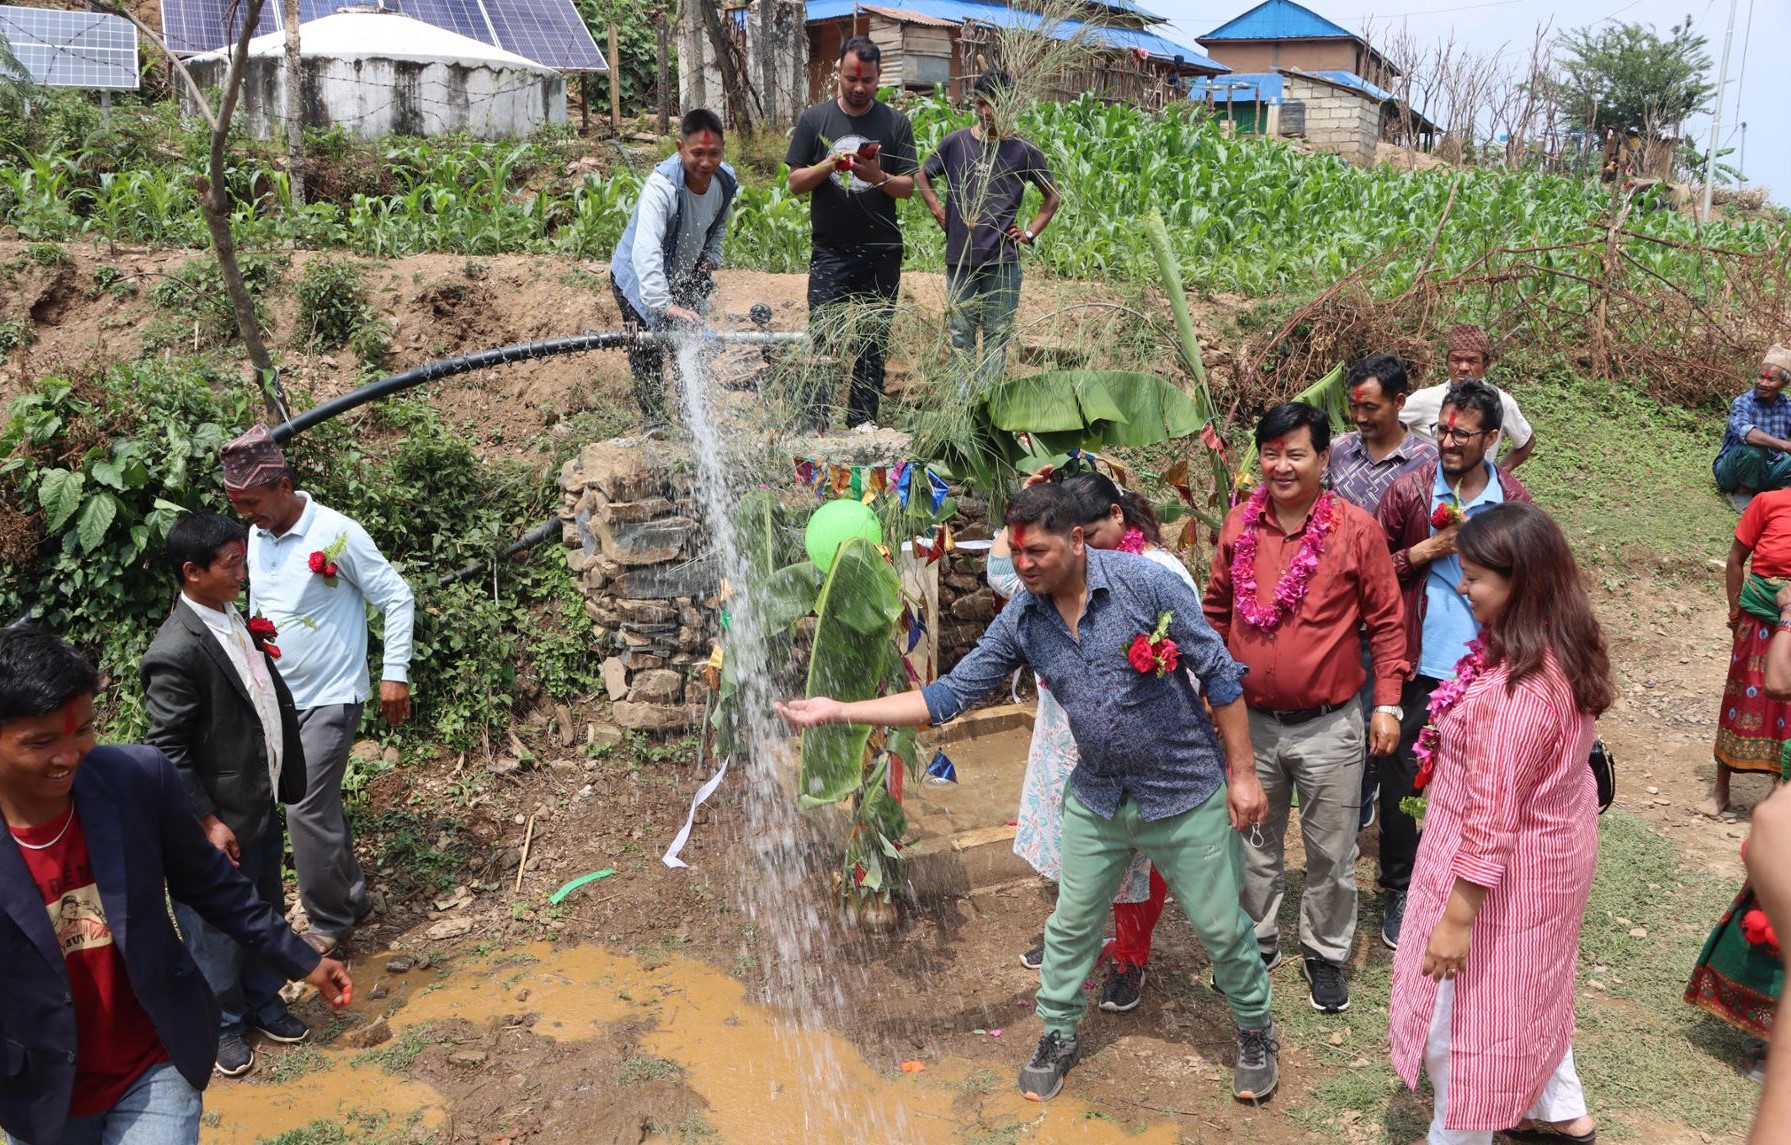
[925,749,957,784]
[662,754,731,868]
[927,469,950,513]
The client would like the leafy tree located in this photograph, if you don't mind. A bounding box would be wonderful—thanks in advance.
[1555,18,1713,135]
[0,30,33,114]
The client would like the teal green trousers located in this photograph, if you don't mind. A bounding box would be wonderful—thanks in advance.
[1037,789,1273,1033]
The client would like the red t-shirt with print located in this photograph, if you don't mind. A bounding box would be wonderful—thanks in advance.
[12,807,168,1116]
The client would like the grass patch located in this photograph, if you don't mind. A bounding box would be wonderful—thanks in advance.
[1573,811,1757,1140]
[1516,371,1732,569]
[618,1054,682,1083]
[649,1112,719,1141]
[264,1043,328,1084]
[255,1110,423,1145]
[354,1021,443,1074]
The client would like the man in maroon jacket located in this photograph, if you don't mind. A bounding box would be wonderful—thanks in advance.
[1374,380,1532,950]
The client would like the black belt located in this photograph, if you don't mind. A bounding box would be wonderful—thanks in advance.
[1249,700,1347,726]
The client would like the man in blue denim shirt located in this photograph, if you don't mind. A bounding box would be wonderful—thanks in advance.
[778,485,1279,1106]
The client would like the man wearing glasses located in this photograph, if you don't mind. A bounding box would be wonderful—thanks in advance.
[1714,344,1791,495]
[1372,380,1532,951]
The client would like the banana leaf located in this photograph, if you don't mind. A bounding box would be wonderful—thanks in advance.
[798,537,902,807]
[758,560,823,633]
[983,370,1204,453]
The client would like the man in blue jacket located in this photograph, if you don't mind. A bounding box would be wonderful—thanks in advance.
[0,628,351,1145]
[610,107,736,427]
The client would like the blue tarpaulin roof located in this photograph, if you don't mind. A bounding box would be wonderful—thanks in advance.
[1199,0,1354,42]
[805,0,1227,69]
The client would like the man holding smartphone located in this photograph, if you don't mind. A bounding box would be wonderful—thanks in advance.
[785,36,917,429]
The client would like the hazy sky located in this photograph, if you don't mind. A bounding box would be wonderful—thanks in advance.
[1153,0,1789,204]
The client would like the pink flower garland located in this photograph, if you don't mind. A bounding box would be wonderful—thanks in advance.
[1117,526,1148,554]
[1401,637,1487,825]
[1231,488,1338,631]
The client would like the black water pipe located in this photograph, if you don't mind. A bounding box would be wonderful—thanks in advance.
[439,516,563,586]
[270,328,806,444]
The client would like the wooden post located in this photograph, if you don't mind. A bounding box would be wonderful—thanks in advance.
[608,24,622,132]
[657,17,670,135]
[580,73,589,132]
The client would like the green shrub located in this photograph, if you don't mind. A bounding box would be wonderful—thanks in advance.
[147,255,284,351]
[295,257,371,352]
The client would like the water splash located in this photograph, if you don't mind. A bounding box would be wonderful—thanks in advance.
[670,334,900,1137]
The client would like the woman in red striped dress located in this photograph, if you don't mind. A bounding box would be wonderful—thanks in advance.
[1388,502,1615,1145]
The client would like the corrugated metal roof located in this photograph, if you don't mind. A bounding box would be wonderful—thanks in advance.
[1199,0,1353,42]
[806,0,1227,70]
[861,3,958,26]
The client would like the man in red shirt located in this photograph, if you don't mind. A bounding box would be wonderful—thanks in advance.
[0,628,351,1145]
[1204,402,1408,1015]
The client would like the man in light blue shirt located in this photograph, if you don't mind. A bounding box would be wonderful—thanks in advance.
[220,426,415,955]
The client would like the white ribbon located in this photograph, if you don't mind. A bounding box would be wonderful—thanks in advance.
[662,754,731,868]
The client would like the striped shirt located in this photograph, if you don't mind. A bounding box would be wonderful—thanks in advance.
[1388,653,1598,1132]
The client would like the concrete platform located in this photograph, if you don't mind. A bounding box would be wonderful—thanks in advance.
[905,703,1037,899]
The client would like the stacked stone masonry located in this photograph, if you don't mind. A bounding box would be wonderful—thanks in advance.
[559,435,994,734]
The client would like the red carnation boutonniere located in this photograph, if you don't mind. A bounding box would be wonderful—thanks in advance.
[247,614,281,660]
[1123,610,1179,678]
[307,531,348,586]
[1429,480,1470,530]
[1742,907,1781,958]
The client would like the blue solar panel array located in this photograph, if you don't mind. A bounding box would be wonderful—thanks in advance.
[0,5,139,89]
[159,0,605,70]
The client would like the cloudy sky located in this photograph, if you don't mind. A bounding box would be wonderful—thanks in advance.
[1152,0,1788,204]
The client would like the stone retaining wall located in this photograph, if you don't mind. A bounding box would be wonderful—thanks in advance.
[558,434,993,733]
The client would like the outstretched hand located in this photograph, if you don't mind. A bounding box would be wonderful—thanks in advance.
[775,697,845,729]
[305,957,354,1010]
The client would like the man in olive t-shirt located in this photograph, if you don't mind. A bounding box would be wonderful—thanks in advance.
[785,35,917,428]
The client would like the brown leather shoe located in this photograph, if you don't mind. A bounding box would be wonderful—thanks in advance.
[301,931,340,956]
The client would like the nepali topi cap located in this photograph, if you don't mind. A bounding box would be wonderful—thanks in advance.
[1766,344,1791,377]
[1445,324,1490,360]
[220,425,289,492]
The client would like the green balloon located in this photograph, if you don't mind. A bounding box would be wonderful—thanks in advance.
[805,498,883,573]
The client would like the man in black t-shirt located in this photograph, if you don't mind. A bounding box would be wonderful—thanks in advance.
[785,36,917,428]
[917,70,1061,390]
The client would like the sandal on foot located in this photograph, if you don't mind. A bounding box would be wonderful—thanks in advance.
[1500,1121,1596,1144]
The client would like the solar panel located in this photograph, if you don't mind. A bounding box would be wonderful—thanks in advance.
[158,0,605,70]
[0,4,139,89]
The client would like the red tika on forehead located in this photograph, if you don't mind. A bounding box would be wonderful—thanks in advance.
[843,56,873,78]
[62,701,80,735]
[1445,410,1459,429]
[1351,383,1372,402]
[1009,524,1029,549]
[1265,436,1288,452]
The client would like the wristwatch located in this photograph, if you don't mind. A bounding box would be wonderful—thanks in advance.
[1373,705,1404,721]
[1022,228,1035,242]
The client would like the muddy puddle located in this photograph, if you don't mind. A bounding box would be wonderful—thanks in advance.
[203,941,1181,1144]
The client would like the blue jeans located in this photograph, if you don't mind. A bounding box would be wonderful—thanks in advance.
[7,1062,201,1145]
[172,806,291,1039]
[945,260,1022,391]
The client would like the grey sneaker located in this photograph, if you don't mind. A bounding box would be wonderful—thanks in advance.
[1382,891,1407,951]
[1018,1031,1080,1101]
[1098,963,1144,1013]
[215,1035,254,1077]
[1233,1019,1280,1105]
[1018,942,1045,971]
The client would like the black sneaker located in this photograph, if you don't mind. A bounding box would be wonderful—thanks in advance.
[1382,891,1407,951]
[1099,963,1145,1013]
[215,1035,254,1077]
[250,1012,310,1044]
[1301,957,1350,1013]
[1018,1031,1081,1101]
[1359,783,1379,832]
[1233,1019,1280,1105]
[1209,945,1283,993]
[1018,942,1045,971]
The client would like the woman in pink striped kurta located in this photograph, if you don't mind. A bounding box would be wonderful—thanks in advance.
[1388,503,1613,1145]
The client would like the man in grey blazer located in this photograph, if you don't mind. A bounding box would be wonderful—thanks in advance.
[140,513,308,1078]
